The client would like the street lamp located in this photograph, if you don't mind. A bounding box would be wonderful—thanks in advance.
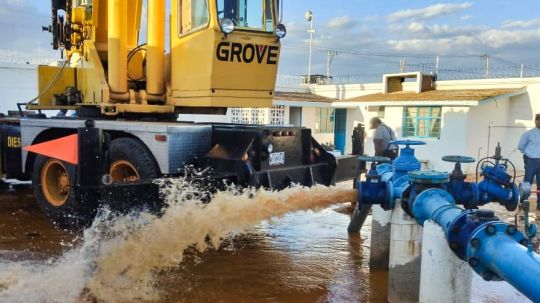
[305,10,314,85]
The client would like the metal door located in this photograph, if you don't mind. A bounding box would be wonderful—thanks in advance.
[334,109,347,154]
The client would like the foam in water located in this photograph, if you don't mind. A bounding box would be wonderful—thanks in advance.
[0,179,357,302]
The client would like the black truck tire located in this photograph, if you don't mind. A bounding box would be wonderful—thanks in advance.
[33,155,96,227]
[109,137,160,183]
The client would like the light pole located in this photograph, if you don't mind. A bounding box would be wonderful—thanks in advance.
[305,10,314,85]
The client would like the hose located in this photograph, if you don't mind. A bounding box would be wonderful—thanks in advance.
[127,43,147,82]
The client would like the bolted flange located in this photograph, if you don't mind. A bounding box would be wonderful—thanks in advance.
[408,170,450,185]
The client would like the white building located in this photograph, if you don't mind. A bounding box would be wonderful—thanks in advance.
[312,72,540,173]
[0,63,39,114]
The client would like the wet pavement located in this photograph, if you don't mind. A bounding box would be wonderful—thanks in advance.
[0,182,536,302]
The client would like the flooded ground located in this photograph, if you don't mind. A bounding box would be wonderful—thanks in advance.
[0,181,535,302]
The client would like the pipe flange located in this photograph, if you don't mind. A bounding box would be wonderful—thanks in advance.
[408,170,450,185]
[447,210,475,259]
[466,221,527,281]
[507,184,520,211]
[382,180,394,210]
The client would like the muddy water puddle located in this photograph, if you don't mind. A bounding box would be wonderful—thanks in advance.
[0,183,535,302]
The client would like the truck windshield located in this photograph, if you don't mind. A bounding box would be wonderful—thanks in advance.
[217,0,274,32]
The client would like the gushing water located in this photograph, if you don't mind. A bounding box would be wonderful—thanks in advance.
[0,179,356,303]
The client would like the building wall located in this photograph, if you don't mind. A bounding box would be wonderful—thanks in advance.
[314,77,540,172]
[312,83,383,100]
[0,63,38,114]
[301,107,334,145]
[356,105,469,171]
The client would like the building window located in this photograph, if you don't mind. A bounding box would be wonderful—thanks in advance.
[378,106,385,118]
[230,108,267,124]
[315,108,335,133]
[403,107,441,138]
[270,105,286,125]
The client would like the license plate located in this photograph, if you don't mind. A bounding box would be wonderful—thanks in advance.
[269,152,285,166]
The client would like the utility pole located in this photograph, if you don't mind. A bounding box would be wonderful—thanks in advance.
[400,58,407,73]
[305,10,315,86]
[326,50,338,81]
[480,54,489,79]
[435,56,439,76]
[520,64,524,78]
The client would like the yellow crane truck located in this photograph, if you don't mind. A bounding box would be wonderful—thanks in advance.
[0,0,359,226]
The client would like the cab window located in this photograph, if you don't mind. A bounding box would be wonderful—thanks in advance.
[179,0,209,35]
[217,0,274,32]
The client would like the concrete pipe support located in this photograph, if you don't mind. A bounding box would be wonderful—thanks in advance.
[410,188,540,303]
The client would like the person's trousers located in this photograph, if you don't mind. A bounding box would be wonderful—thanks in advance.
[524,155,540,208]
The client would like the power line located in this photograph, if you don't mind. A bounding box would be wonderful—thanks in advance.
[282,42,479,59]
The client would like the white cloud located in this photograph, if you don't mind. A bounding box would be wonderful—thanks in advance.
[460,15,473,20]
[388,2,474,22]
[387,28,540,54]
[399,22,483,39]
[480,28,540,48]
[0,1,50,51]
[502,19,540,29]
[327,16,357,30]
[408,22,426,33]
[387,36,476,53]
[5,0,26,8]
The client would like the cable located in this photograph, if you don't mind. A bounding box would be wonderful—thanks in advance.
[127,43,147,82]
[283,42,479,59]
[24,57,71,106]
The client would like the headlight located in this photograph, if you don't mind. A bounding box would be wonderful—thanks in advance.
[276,24,287,39]
[220,18,235,34]
[267,143,274,153]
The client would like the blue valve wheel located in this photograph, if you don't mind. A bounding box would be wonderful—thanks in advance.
[389,140,426,146]
[358,156,391,163]
[442,155,476,163]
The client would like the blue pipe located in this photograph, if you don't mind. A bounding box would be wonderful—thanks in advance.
[410,189,462,233]
[377,163,393,182]
[409,188,540,302]
[469,228,540,302]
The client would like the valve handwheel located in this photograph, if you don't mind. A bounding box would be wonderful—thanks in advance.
[389,140,426,147]
[442,155,476,164]
[358,156,391,164]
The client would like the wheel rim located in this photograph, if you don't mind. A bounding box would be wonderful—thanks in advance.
[41,159,70,207]
[110,160,140,183]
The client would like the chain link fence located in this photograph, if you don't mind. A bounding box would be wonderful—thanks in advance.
[0,49,59,65]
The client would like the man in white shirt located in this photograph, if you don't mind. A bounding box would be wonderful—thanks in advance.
[370,117,398,159]
[518,114,540,209]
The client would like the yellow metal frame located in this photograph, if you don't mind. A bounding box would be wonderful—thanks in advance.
[34,0,281,115]
[33,65,76,108]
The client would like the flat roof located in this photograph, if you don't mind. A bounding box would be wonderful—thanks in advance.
[274,91,336,103]
[342,88,524,103]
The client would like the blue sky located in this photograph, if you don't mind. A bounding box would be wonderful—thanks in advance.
[1,0,539,77]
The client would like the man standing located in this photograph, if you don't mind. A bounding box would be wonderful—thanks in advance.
[518,113,540,209]
[370,117,398,159]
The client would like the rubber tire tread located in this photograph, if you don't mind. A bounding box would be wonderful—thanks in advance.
[109,137,160,181]
[33,155,97,228]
